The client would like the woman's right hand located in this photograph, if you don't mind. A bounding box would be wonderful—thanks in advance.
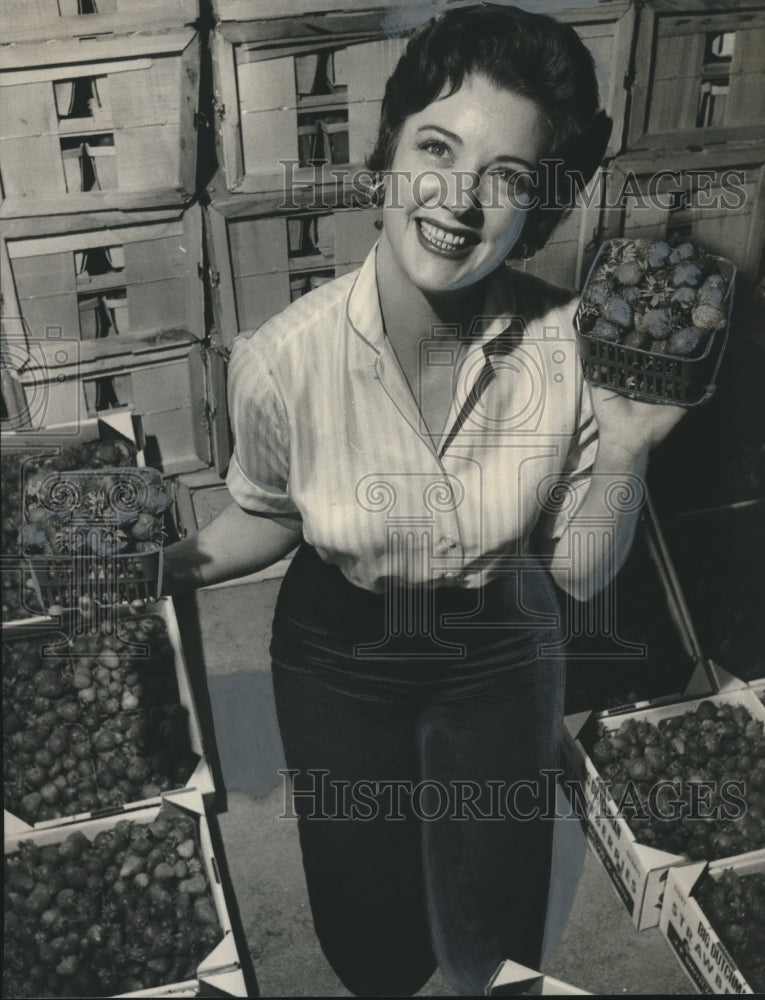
[160,501,302,596]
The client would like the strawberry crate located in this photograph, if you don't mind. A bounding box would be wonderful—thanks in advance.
[3,790,243,998]
[659,849,765,995]
[0,25,200,217]
[22,466,169,615]
[3,597,215,834]
[485,959,591,996]
[562,686,765,930]
[574,238,736,406]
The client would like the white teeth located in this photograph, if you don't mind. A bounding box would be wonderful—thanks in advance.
[419,220,469,250]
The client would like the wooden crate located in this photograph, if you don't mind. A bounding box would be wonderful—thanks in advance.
[0,26,200,216]
[9,344,213,475]
[1,204,205,368]
[0,0,198,40]
[205,193,382,346]
[515,166,605,293]
[210,9,405,193]
[600,150,765,283]
[210,1,633,194]
[627,0,765,153]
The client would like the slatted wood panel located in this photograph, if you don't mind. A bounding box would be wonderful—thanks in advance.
[3,205,204,361]
[0,30,199,215]
[628,3,765,150]
[604,155,765,283]
[212,3,634,191]
[0,0,198,42]
[12,346,211,474]
[504,166,605,292]
[205,199,382,345]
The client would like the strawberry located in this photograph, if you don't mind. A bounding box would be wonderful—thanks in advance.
[603,298,632,328]
[669,242,694,263]
[585,280,610,307]
[637,308,670,340]
[692,303,727,333]
[672,263,703,288]
[615,261,644,286]
[646,240,671,268]
[697,285,724,309]
[670,286,696,309]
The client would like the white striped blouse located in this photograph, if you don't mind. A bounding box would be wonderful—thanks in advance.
[226,244,598,594]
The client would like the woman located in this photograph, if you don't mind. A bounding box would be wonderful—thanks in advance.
[165,6,684,995]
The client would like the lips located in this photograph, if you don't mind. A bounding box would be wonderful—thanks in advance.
[416,218,478,258]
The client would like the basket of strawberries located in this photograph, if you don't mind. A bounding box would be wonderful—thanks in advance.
[575,238,736,406]
[22,467,169,614]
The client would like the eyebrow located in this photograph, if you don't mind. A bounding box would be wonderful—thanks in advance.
[415,125,536,171]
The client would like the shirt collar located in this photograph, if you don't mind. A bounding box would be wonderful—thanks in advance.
[347,243,522,357]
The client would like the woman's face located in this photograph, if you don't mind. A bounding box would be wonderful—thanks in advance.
[377,73,548,295]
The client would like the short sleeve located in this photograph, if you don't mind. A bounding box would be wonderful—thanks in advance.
[225,336,300,516]
[537,370,599,542]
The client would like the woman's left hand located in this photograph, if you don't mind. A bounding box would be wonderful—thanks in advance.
[588,384,688,461]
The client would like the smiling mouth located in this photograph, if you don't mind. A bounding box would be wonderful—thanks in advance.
[416,219,478,257]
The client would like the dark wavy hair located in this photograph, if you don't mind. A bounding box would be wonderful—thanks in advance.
[367,4,612,257]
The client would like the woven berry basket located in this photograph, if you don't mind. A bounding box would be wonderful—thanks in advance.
[25,549,163,615]
[575,239,736,407]
[22,467,167,614]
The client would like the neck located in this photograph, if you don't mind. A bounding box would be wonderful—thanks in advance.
[376,242,487,349]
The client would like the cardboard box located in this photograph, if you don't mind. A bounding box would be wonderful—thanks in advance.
[485,960,591,996]
[3,596,215,834]
[0,26,200,216]
[563,687,765,930]
[659,849,765,995]
[626,1,765,153]
[2,204,204,359]
[3,790,242,998]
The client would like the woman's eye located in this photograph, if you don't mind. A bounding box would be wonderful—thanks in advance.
[419,139,451,159]
[486,170,534,200]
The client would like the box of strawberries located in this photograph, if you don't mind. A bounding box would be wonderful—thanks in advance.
[575,238,736,406]
[659,850,765,995]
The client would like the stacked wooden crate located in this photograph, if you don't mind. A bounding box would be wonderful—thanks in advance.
[600,0,765,283]
[1,6,250,994]
[0,0,214,476]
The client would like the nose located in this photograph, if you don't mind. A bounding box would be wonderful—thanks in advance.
[414,167,484,224]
